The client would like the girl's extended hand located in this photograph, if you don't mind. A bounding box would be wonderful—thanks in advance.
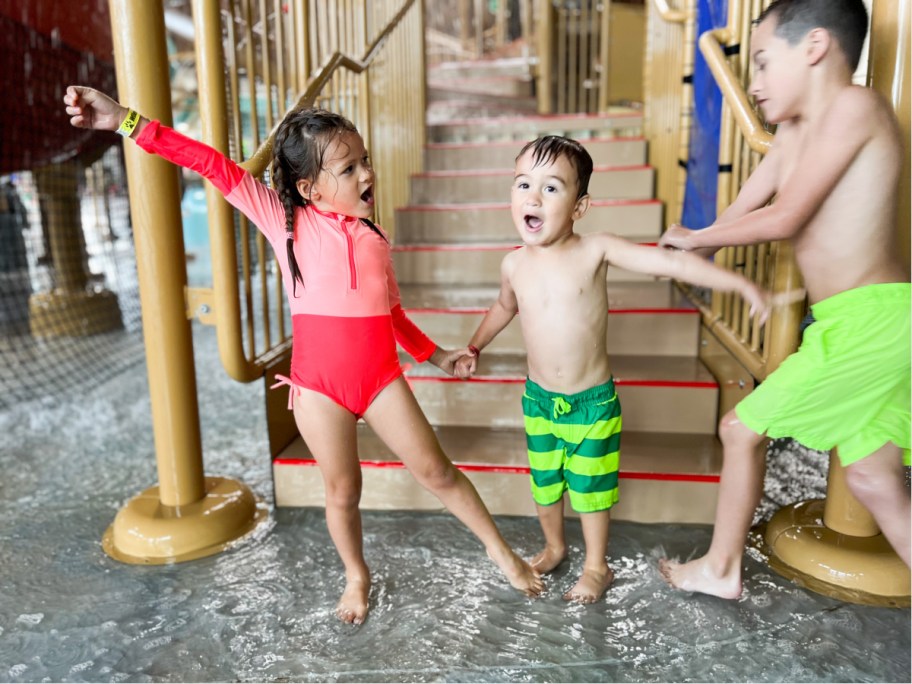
[63,86,129,132]
[429,346,474,377]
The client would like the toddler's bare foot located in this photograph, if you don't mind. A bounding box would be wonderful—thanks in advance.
[488,546,544,597]
[530,544,566,574]
[336,576,370,625]
[563,565,614,603]
[658,556,742,599]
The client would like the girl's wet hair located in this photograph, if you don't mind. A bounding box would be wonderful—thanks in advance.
[756,0,868,71]
[516,135,593,199]
[270,107,383,295]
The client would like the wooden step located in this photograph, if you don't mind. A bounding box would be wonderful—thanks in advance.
[391,243,659,285]
[428,111,643,143]
[402,353,718,434]
[394,199,662,243]
[399,281,700,357]
[273,427,722,524]
[428,57,533,80]
[428,75,535,98]
[424,137,647,171]
[409,166,654,203]
[427,89,538,113]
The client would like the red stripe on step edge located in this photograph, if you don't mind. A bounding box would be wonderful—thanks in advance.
[417,164,649,178]
[426,136,648,150]
[404,376,718,388]
[434,111,643,126]
[392,242,658,251]
[397,199,659,211]
[273,458,720,483]
[404,307,697,315]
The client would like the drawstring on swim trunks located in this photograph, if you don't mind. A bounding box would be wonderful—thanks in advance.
[270,374,300,410]
[552,396,571,420]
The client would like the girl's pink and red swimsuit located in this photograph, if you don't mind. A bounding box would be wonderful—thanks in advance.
[136,120,436,417]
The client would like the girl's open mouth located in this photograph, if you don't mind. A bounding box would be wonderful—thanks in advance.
[361,187,374,204]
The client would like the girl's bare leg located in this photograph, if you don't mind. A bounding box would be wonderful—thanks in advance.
[531,500,567,573]
[564,509,613,603]
[363,378,543,596]
[845,442,911,567]
[659,409,766,599]
[293,389,370,624]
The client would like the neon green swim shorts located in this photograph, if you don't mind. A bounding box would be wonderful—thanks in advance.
[522,377,622,513]
[736,282,911,466]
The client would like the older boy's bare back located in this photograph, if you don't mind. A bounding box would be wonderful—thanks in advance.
[503,233,612,395]
[774,87,908,302]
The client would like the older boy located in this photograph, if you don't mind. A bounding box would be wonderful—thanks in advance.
[455,135,769,603]
[658,0,911,598]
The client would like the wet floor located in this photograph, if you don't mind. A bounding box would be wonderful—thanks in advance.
[1,323,909,683]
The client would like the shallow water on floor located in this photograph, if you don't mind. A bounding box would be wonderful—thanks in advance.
[1,325,909,683]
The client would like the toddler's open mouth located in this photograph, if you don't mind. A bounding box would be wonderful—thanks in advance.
[524,215,543,231]
[361,187,374,203]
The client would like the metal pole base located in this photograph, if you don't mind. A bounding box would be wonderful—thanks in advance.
[29,289,122,337]
[102,476,269,564]
[760,499,910,608]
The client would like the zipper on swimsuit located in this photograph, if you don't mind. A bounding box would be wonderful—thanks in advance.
[343,221,357,290]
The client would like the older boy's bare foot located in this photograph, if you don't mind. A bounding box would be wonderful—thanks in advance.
[658,556,742,599]
[562,566,614,603]
[530,545,566,574]
[336,577,370,625]
[487,547,544,597]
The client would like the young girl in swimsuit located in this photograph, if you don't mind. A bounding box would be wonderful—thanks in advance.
[64,86,543,624]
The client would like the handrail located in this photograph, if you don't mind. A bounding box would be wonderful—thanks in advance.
[652,0,685,24]
[241,0,418,177]
[699,28,773,155]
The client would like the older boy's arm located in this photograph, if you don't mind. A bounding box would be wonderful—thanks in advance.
[665,88,876,251]
[661,144,782,254]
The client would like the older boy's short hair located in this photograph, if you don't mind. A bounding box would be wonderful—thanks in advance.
[757,0,868,71]
[516,135,593,199]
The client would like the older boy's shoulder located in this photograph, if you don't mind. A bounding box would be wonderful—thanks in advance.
[829,85,893,125]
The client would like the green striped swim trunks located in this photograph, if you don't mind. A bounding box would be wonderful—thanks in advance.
[522,377,622,513]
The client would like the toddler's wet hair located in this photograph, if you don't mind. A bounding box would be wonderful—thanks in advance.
[516,135,593,199]
[756,0,868,71]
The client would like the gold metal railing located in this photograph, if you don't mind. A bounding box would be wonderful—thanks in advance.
[191,0,425,383]
[537,0,612,113]
[674,0,804,381]
[643,0,695,227]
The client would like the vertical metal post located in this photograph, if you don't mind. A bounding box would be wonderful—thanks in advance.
[104,0,263,564]
[109,0,206,508]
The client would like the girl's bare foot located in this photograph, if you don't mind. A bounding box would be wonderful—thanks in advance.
[563,565,614,603]
[488,546,544,597]
[658,556,742,599]
[530,544,567,574]
[336,576,370,625]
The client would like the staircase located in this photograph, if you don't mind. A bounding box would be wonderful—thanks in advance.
[273,61,733,525]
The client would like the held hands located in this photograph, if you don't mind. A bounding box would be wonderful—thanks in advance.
[63,86,129,132]
[453,349,479,379]
[430,346,475,377]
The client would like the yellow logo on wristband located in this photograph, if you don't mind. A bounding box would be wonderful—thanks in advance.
[117,109,139,138]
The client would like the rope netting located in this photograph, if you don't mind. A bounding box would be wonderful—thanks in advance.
[0,155,145,410]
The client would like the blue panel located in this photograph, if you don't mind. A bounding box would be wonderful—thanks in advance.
[681,0,728,229]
